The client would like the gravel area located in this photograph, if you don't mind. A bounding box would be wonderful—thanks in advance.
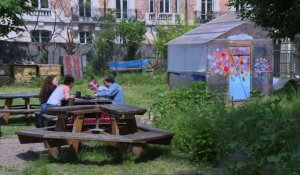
[0,136,46,166]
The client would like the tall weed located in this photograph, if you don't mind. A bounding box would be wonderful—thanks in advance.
[152,82,227,162]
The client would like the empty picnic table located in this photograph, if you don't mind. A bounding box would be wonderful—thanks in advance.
[0,93,40,124]
[16,104,174,157]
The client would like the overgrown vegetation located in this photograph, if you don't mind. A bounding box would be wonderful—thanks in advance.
[118,19,147,60]
[152,81,300,174]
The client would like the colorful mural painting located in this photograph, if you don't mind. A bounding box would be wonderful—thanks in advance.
[208,47,251,80]
[208,46,251,100]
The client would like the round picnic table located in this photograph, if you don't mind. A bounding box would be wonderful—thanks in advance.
[0,92,40,124]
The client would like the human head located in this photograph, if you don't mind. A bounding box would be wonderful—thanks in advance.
[63,74,75,88]
[88,76,99,92]
[103,76,115,87]
[39,75,58,102]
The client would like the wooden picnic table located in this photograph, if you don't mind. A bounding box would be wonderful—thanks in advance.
[0,92,40,124]
[44,104,147,156]
[16,104,174,158]
[73,97,112,105]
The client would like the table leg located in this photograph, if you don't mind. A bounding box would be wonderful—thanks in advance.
[69,114,84,153]
[24,98,31,123]
[124,115,138,134]
[47,114,66,157]
[1,99,13,124]
[111,117,119,135]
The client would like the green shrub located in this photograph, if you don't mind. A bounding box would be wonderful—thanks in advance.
[152,82,227,162]
[223,95,300,174]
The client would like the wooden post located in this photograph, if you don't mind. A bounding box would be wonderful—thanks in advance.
[2,98,13,124]
[68,114,84,153]
[24,97,31,124]
[124,115,138,134]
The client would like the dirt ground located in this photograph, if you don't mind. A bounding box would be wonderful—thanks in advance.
[0,136,46,167]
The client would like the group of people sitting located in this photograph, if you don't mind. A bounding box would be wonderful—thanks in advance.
[36,74,124,128]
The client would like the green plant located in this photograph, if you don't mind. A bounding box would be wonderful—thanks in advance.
[153,82,227,163]
[94,11,117,73]
[223,95,300,174]
[118,19,146,60]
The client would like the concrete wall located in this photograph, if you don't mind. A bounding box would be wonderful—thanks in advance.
[0,41,156,65]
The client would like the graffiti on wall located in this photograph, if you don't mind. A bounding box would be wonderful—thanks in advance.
[252,46,271,86]
[63,54,83,79]
[208,47,251,81]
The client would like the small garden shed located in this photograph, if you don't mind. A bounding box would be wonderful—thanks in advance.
[167,13,273,101]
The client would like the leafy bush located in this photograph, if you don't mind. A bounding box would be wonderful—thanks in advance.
[152,82,227,162]
[223,95,300,174]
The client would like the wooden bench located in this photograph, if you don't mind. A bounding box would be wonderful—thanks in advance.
[108,59,153,75]
[16,123,174,144]
[16,122,174,154]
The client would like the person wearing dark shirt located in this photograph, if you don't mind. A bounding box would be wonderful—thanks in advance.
[35,75,58,128]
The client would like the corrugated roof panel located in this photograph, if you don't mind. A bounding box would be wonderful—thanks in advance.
[168,13,246,45]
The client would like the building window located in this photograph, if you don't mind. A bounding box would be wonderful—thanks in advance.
[201,0,213,21]
[175,0,180,13]
[149,0,155,13]
[159,0,170,13]
[80,32,92,43]
[116,0,128,19]
[32,0,49,9]
[79,0,91,17]
[31,30,51,42]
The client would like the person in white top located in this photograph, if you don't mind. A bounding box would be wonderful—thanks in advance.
[45,75,75,110]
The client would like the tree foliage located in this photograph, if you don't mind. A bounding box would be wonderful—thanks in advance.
[228,0,300,39]
[0,0,32,37]
[118,19,146,60]
[154,23,198,60]
[94,11,117,73]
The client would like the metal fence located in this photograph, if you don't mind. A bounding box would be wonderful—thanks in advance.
[273,50,300,77]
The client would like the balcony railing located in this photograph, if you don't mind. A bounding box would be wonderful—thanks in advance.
[115,9,137,21]
[30,9,52,16]
[71,7,103,22]
[145,13,184,25]
[195,11,221,23]
[71,7,137,22]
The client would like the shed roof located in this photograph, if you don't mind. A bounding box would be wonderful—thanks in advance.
[168,13,246,45]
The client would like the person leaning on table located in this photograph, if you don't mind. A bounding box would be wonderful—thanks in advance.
[36,75,59,128]
[44,74,75,111]
[88,76,109,97]
[99,76,124,105]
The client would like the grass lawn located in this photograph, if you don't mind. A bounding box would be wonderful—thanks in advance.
[0,72,219,175]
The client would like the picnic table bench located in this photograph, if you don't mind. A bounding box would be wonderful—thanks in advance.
[108,59,153,75]
[16,104,174,157]
[0,93,40,124]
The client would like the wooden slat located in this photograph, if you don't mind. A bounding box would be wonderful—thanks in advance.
[44,132,133,143]
[0,109,40,114]
[124,131,174,143]
[98,104,147,116]
[0,93,39,99]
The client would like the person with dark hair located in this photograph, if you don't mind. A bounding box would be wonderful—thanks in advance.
[99,76,124,104]
[44,74,75,110]
[35,75,58,128]
[88,76,108,96]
